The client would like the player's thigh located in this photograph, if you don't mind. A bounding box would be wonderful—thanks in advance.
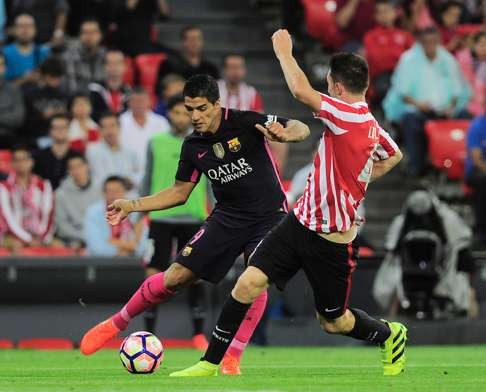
[174,216,245,284]
[302,238,357,320]
[174,222,204,253]
[145,221,173,271]
[249,213,303,292]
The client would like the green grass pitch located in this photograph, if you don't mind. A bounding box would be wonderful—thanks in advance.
[1,346,485,392]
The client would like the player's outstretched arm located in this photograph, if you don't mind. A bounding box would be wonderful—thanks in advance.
[255,119,310,143]
[272,29,321,112]
[106,181,195,225]
[370,149,403,182]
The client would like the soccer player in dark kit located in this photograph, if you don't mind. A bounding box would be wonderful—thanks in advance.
[171,30,407,378]
[80,74,310,375]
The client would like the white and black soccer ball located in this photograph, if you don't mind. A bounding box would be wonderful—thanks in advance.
[119,331,164,374]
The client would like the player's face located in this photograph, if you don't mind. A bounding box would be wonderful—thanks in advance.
[184,96,221,133]
[168,102,191,134]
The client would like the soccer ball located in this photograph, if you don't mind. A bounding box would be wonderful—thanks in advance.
[119,331,164,374]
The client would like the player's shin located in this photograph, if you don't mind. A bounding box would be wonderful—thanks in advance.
[345,308,391,344]
[226,290,268,361]
[113,272,176,330]
[202,295,252,365]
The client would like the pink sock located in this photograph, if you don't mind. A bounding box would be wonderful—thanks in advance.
[112,272,175,330]
[226,290,268,360]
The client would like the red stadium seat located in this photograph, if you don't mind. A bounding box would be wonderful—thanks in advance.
[18,247,77,257]
[123,56,135,87]
[0,247,11,256]
[134,53,167,104]
[456,24,482,36]
[0,149,12,173]
[424,120,470,180]
[0,339,14,349]
[18,338,74,350]
[301,0,345,50]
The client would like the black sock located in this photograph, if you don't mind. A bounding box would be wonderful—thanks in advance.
[188,281,207,335]
[202,295,250,365]
[346,308,391,344]
[144,306,158,334]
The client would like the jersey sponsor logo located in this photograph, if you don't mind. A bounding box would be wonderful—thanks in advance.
[213,142,225,159]
[227,137,241,152]
[207,157,253,184]
[181,246,193,256]
[197,151,208,159]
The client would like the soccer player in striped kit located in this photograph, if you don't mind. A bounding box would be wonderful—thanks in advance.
[172,30,407,377]
[80,74,310,375]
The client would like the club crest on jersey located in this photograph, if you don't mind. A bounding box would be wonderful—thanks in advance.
[212,142,225,159]
[182,246,192,256]
[227,137,241,152]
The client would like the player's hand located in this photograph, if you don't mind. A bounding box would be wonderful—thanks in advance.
[255,122,287,142]
[272,29,293,59]
[106,199,132,225]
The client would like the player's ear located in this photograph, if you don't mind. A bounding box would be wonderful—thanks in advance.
[214,98,221,109]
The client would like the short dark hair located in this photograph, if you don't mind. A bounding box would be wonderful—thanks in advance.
[180,25,201,40]
[375,0,394,7]
[67,152,87,165]
[103,175,129,191]
[417,26,439,38]
[104,49,124,64]
[80,17,101,30]
[222,53,244,67]
[130,86,148,96]
[50,113,70,126]
[39,57,64,77]
[98,112,119,125]
[329,53,369,94]
[70,93,90,108]
[183,74,220,104]
[11,144,32,157]
[167,94,185,111]
[440,0,462,14]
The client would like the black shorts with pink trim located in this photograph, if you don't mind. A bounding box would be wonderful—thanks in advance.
[249,213,358,320]
[175,208,286,284]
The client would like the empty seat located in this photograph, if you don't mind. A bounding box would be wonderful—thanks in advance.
[123,56,135,87]
[18,338,74,350]
[424,120,470,180]
[0,149,12,173]
[134,53,167,104]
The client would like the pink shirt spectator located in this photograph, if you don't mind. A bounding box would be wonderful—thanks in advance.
[456,48,486,116]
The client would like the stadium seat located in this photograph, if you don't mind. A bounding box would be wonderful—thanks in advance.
[0,247,11,256]
[18,247,77,257]
[0,149,12,173]
[456,24,482,36]
[18,338,74,350]
[134,53,167,104]
[123,56,135,87]
[424,120,470,180]
[301,0,345,50]
[0,339,14,349]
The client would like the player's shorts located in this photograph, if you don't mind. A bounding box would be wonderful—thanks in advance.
[145,221,203,270]
[250,212,358,320]
[175,208,286,284]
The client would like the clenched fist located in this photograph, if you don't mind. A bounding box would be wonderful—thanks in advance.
[106,199,133,225]
[272,29,293,59]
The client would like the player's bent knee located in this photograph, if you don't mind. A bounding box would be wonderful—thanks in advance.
[232,267,268,303]
[164,263,196,291]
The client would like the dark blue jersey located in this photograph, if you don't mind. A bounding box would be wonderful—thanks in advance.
[176,108,288,218]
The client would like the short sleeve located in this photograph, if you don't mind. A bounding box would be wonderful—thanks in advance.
[175,142,201,183]
[373,127,399,160]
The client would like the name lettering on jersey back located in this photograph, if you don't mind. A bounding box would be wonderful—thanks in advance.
[207,157,253,184]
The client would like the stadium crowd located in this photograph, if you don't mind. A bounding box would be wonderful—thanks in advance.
[0,0,485,260]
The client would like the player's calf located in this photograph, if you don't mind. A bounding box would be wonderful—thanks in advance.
[317,309,354,335]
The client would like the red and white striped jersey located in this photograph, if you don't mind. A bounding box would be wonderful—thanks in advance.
[0,173,55,243]
[217,80,264,113]
[294,93,399,233]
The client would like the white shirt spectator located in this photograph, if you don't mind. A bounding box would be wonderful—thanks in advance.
[119,110,170,169]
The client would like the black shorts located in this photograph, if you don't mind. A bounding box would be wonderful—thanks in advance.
[250,213,358,319]
[176,209,286,284]
[145,221,203,270]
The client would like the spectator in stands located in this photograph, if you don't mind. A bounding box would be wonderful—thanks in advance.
[63,18,106,94]
[402,0,435,32]
[373,190,478,318]
[23,57,69,147]
[154,73,185,117]
[3,14,49,84]
[0,52,25,149]
[84,175,148,257]
[33,114,77,189]
[0,145,55,252]
[438,1,463,53]
[335,0,375,52]
[364,0,415,104]
[217,54,264,112]
[140,95,208,343]
[68,94,99,153]
[120,87,170,170]
[66,0,110,37]
[465,108,486,243]
[89,50,131,122]
[7,0,69,45]
[55,154,100,249]
[155,26,219,96]
[383,27,471,176]
[456,32,486,117]
[87,113,141,189]
[108,0,170,56]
